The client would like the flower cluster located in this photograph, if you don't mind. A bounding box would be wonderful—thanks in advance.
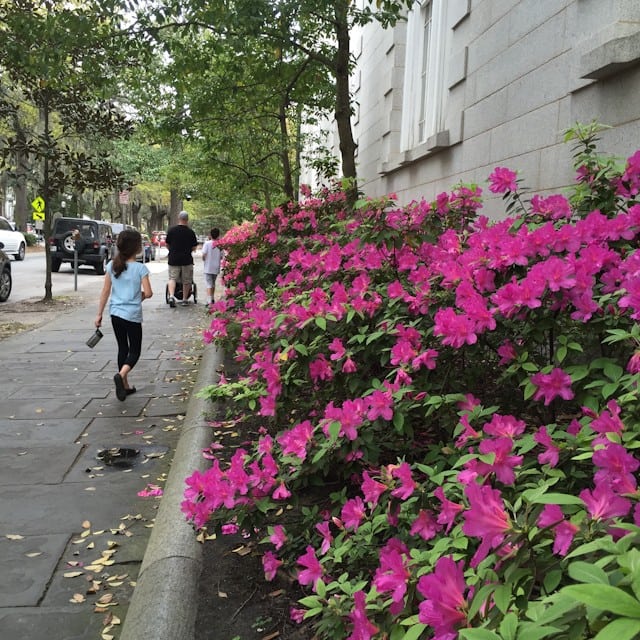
[186,135,640,639]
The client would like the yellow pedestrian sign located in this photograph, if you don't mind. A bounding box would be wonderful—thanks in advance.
[32,196,45,220]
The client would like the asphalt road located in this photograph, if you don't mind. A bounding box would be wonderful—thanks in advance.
[9,248,170,303]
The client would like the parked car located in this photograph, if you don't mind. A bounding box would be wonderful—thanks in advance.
[0,244,12,302]
[49,217,113,275]
[0,216,27,261]
[136,234,156,262]
[151,230,166,247]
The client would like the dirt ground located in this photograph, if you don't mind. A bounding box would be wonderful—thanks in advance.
[0,296,87,340]
[196,533,314,640]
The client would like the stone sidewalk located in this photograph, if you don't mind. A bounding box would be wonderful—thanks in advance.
[0,263,211,640]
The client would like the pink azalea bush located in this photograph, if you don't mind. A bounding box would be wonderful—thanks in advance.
[185,125,640,639]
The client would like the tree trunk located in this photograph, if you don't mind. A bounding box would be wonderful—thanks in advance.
[12,114,29,231]
[279,98,295,201]
[169,189,181,226]
[333,0,358,200]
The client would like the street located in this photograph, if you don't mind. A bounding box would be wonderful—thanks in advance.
[8,248,170,304]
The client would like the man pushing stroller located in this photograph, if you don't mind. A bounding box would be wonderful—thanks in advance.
[166,211,198,307]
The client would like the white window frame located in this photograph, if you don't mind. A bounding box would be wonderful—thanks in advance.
[400,0,447,152]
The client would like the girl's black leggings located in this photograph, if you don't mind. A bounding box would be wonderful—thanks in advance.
[111,315,142,370]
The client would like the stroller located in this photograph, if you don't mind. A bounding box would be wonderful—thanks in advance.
[165,277,197,305]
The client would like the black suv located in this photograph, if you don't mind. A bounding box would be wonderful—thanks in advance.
[49,217,113,275]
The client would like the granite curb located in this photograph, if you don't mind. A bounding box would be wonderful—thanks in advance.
[119,341,222,640]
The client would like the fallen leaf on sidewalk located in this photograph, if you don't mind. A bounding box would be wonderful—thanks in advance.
[70,593,86,604]
[63,571,84,578]
[25,551,43,558]
[6,534,24,540]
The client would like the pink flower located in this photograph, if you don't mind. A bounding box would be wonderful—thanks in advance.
[315,520,333,555]
[297,545,324,590]
[262,551,282,581]
[366,389,393,422]
[462,482,512,567]
[361,471,387,507]
[538,504,578,556]
[410,509,441,540]
[483,414,526,438]
[138,483,163,498]
[290,607,306,624]
[497,340,517,364]
[277,420,314,461]
[221,523,239,535]
[580,484,632,521]
[417,557,468,636]
[531,368,574,405]
[347,591,378,640]
[269,524,287,550]
[627,351,640,374]
[272,482,291,500]
[533,426,560,467]
[476,437,523,485]
[328,337,346,361]
[434,487,464,533]
[488,167,518,193]
[342,357,358,373]
[593,443,639,494]
[390,462,416,500]
[455,414,481,448]
[341,496,366,531]
[373,539,410,614]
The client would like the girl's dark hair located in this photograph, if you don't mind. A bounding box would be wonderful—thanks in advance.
[112,229,142,278]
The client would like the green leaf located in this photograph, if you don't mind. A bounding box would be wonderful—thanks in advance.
[459,630,501,640]
[567,561,609,585]
[493,584,511,614]
[543,569,563,594]
[315,316,327,330]
[517,624,564,640]
[561,585,640,618]
[400,624,427,640]
[530,493,584,506]
[593,617,640,640]
[293,343,308,355]
[499,612,518,640]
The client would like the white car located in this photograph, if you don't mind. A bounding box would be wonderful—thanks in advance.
[0,216,26,261]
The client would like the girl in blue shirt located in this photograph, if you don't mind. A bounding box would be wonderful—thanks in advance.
[95,230,153,400]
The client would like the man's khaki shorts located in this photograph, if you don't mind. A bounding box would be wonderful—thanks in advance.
[168,264,194,285]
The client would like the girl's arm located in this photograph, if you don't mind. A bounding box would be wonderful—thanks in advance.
[141,274,153,300]
[95,274,112,327]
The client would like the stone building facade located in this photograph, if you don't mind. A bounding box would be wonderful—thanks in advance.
[306,0,640,217]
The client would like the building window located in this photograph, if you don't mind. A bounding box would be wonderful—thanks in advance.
[401,0,446,151]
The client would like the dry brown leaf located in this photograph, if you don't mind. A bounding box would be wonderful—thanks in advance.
[25,552,43,558]
[80,529,91,539]
[218,591,228,598]
[269,589,285,597]
[86,542,95,550]
[70,593,86,604]
[6,534,24,541]
[262,632,280,640]
[82,520,91,529]
[84,564,104,572]
[63,571,84,578]
[97,593,114,605]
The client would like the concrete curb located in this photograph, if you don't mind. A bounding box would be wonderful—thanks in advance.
[120,342,222,640]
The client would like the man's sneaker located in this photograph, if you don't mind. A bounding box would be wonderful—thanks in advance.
[180,299,189,306]
[169,296,176,308]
